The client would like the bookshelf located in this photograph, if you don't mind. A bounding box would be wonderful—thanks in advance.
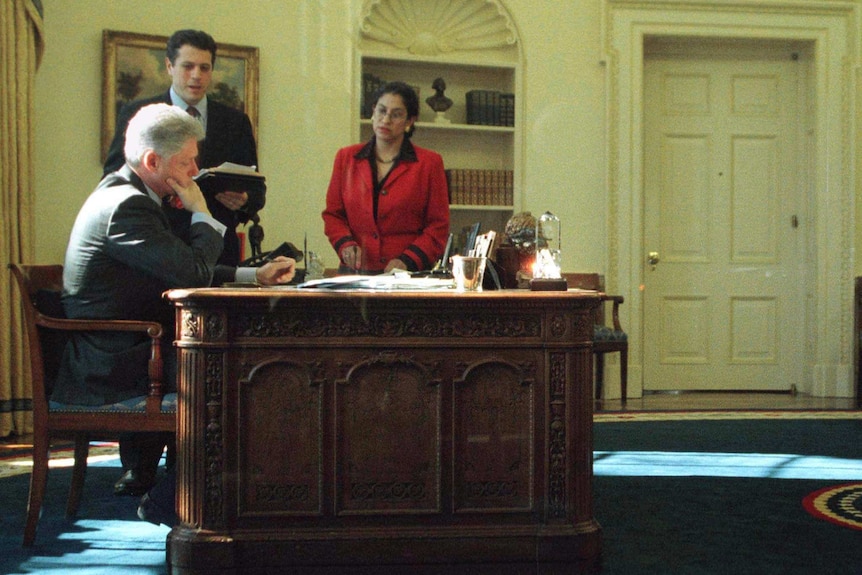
[357,0,521,243]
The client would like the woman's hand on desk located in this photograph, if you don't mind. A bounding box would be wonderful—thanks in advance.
[384,259,407,273]
[255,256,296,285]
[340,245,362,270]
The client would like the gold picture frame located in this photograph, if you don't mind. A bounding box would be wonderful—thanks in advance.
[101,29,259,162]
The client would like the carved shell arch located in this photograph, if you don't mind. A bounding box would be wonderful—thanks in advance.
[360,0,519,57]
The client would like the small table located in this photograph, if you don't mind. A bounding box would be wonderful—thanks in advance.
[165,287,603,574]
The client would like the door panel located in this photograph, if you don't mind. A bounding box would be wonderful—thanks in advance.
[643,55,803,391]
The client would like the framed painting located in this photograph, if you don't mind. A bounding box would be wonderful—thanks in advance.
[101,29,259,162]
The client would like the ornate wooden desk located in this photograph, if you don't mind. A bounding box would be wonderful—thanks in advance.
[164,288,603,574]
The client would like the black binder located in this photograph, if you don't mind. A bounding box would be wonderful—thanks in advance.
[193,163,266,203]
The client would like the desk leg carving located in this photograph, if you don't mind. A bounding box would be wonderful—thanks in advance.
[548,351,567,520]
[203,351,225,529]
[171,349,235,575]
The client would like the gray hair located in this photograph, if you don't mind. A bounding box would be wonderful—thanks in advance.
[124,103,204,168]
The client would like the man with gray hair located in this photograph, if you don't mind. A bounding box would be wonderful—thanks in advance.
[56,103,295,501]
[103,29,260,268]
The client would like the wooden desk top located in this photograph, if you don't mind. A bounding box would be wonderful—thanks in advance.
[166,286,602,302]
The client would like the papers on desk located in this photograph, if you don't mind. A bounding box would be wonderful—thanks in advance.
[297,272,455,291]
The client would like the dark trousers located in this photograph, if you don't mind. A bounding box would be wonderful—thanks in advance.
[146,467,178,526]
[118,431,175,474]
[118,348,177,475]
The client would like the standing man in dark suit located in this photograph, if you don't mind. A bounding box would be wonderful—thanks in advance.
[103,29,261,267]
[60,103,295,497]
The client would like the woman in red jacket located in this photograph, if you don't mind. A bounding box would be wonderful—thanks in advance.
[323,82,450,274]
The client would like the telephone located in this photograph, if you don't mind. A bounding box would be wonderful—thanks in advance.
[239,241,304,267]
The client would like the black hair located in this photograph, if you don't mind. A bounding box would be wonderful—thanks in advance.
[166,29,217,66]
[371,81,420,138]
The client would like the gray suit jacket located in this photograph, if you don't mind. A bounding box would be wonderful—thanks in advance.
[52,165,225,405]
[104,92,261,267]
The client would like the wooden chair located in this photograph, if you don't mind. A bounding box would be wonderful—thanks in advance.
[564,273,629,406]
[8,263,176,546]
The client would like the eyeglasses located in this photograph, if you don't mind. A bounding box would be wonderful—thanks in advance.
[372,106,407,122]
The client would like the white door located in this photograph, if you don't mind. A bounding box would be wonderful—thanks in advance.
[642,51,805,392]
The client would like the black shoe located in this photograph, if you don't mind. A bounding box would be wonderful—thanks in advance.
[137,493,178,527]
[113,469,156,497]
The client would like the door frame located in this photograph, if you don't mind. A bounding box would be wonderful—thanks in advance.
[602,0,858,399]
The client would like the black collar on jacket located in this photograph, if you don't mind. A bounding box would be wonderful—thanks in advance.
[354,135,418,163]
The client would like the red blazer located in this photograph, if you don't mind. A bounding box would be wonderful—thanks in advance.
[323,142,450,273]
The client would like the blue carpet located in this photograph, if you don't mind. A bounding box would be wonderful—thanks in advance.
[1,417,861,574]
[0,456,170,575]
[594,418,862,575]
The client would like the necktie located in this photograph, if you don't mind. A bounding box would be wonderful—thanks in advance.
[186,106,204,163]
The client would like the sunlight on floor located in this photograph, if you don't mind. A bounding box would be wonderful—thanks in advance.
[7,454,120,469]
[594,451,862,479]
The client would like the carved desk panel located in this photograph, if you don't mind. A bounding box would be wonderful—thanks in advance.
[165,288,602,574]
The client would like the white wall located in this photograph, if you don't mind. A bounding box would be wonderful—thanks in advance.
[34,0,609,273]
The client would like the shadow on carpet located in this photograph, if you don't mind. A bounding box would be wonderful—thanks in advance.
[0,457,170,575]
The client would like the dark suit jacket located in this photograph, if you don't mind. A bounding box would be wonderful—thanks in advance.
[103,91,262,266]
[53,166,226,406]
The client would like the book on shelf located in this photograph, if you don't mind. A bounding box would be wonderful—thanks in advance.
[465,90,515,127]
[445,168,514,206]
[361,72,386,119]
[360,72,421,120]
[499,93,515,127]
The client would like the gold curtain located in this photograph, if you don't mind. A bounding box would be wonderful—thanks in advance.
[0,0,44,437]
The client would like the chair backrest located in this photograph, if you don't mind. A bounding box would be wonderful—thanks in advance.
[563,272,607,323]
[563,272,604,291]
[9,264,64,416]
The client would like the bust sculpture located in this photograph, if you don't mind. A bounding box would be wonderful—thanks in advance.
[426,77,453,123]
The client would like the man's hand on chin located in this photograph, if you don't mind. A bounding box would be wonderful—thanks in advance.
[167,177,210,216]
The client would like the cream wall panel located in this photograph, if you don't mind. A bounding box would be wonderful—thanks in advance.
[34,0,609,274]
[32,2,855,283]
[506,0,607,273]
[35,0,358,267]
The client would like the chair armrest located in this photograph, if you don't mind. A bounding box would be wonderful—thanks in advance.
[35,315,165,400]
[34,315,163,338]
[601,295,625,332]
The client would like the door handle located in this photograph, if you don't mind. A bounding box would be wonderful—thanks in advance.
[647,251,660,271]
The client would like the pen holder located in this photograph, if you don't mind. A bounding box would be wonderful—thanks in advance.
[450,256,487,292]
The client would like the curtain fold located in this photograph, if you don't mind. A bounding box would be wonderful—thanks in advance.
[1,0,44,437]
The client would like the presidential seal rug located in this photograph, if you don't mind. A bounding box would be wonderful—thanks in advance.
[803,482,862,531]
